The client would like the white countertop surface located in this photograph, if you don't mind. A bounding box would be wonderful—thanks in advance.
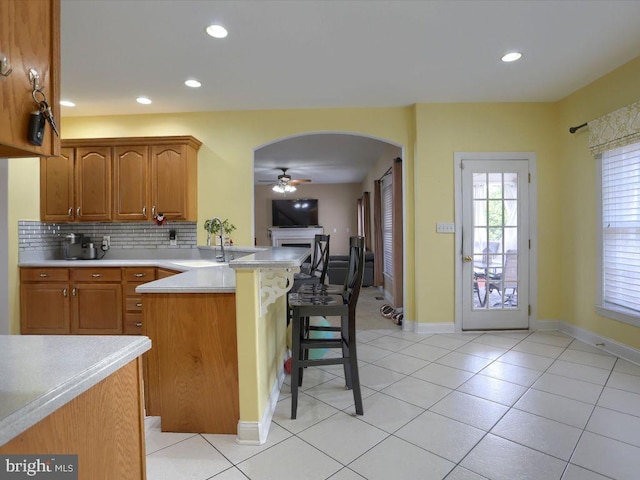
[19,246,311,294]
[0,335,151,446]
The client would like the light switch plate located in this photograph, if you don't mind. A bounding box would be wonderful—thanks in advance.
[436,222,455,233]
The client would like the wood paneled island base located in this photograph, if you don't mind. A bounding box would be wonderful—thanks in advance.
[0,358,146,480]
[143,292,239,434]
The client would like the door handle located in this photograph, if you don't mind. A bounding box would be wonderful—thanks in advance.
[463,255,473,263]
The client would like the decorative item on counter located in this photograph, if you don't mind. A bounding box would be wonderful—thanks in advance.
[154,212,166,226]
[204,218,236,246]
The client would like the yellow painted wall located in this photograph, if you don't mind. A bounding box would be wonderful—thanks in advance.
[8,158,40,334]
[558,55,640,348]
[413,103,563,324]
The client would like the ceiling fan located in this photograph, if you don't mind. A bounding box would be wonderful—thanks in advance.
[259,168,311,192]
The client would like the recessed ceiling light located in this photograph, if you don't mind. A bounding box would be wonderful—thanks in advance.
[501,52,523,63]
[185,79,202,88]
[60,100,75,107]
[206,24,228,39]
[136,96,152,105]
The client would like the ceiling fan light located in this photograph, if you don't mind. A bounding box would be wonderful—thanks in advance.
[272,184,284,193]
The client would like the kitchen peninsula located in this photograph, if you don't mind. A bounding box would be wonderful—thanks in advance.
[0,335,151,479]
[136,246,309,443]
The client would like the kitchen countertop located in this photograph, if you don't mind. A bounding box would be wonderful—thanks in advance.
[19,246,311,294]
[0,335,151,446]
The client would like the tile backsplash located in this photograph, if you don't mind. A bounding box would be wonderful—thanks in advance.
[19,221,198,257]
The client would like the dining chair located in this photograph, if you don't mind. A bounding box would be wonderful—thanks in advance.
[288,236,365,419]
[488,250,518,306]
[286,234,330,325]
[292,234,330,288]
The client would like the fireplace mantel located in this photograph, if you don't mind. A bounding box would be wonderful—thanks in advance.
[268,227,324,248]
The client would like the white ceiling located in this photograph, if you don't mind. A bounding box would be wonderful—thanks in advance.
[59,0,640,183]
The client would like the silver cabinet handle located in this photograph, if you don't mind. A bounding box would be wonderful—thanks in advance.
[76,207,81,218]
[152,206,156,217]
[136,302,142,307]
[143,206,147,217]
[68,207,73,218]
[63,288,67,297]
[0,54,12,76]
[72,288,77,296]
[91,273,103,278]
[134,273,146,278]
[135,322,142,327]
[39,273,50,277]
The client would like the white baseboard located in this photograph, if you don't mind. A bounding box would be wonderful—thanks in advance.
[558,321,640,366]
[236,352,287,445]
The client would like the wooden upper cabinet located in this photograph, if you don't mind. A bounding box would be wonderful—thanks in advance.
[0,0,60,158]
[151,145,187,220]
[114,145,150,221]
[75,146,112,222]
[41,147,74,221]
[40,136,200,222]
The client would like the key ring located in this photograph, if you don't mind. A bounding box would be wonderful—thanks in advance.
[32,88,47,106]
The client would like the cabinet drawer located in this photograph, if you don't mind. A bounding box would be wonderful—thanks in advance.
[124,313,143,335]
[71,268,122,282]
[123,267,156,282]
[126,297,143,312]
[21,268,69,282]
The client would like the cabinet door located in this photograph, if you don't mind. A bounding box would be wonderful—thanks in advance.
[72,283,122,334]
[75,146,112,222]
[0,0,60,158]
[21,283,70,334]
[41,147,75,221]
[114,145,150,221]
[150,144,188,220]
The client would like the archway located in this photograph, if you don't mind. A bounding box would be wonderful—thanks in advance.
[253,131,405,309]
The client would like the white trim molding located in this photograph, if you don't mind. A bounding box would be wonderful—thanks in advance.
[559,321,640,366]
[259,268,298,317]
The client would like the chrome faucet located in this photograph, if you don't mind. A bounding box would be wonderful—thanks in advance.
[207,217,225,261]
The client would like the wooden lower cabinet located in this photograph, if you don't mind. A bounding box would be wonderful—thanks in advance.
[20,268,70,334]
[123,267,156,335]
[142,292,239,433]
[21,267,126,335]
[0,358,146,480]
[20,266,181,335]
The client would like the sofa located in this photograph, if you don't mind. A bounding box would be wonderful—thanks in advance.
[326,252,375,287]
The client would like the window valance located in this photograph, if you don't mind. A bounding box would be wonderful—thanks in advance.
[589,99,640,155]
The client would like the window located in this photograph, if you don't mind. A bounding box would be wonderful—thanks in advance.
[598,141,640,324]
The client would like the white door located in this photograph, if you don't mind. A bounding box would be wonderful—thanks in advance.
[460,158,530,330]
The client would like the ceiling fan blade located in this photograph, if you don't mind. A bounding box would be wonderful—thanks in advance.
[289,179,312,186]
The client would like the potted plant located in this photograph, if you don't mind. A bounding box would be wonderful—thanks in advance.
[204,218,236,246]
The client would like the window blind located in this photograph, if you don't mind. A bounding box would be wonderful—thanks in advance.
[602,141,640,313]
[382,176,393,278]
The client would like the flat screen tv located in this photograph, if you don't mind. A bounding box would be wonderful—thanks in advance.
[272,199,319,227]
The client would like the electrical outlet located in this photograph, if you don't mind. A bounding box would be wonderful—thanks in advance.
[436,222,455,233]
[102,235,110,247]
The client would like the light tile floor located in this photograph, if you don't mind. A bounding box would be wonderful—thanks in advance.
[145,324,640,480]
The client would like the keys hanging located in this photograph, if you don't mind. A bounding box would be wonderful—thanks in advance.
[39,100,59,137]
[28,87,59,146]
